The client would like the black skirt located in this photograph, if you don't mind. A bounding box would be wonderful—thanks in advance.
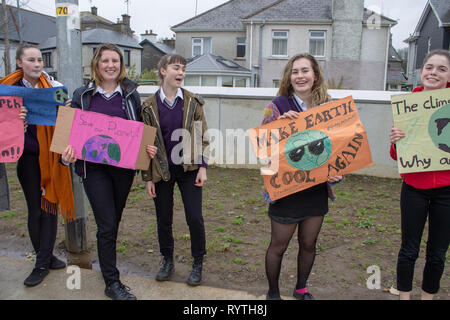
[268,182,328,224]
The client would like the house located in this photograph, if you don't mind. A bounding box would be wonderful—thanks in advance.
[404,0,450,88]
[171,0,397,90]
[39,7,142,81]
[139,30,175,72]
[0,5,56,76]
[386,42,407,91]
[184,53,251,87]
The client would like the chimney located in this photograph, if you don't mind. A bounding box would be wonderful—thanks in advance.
[122,14,131,28]
[91,6,97,16]
[141,30,158,42]
[331,0,364,60]
[162,37,175,49]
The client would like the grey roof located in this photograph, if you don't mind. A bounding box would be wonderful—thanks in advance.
[40,28,142,50]
[430,0,450,24]
[172,0,396,31]
[171,0,277,32]
[80,11,115,25]
[186,53,250,74]
[387,69,407,84]
[139,39,175,54]
[244,0,332,22]
[0,5,56,44]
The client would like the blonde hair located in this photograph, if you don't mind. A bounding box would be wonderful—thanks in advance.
[277,53,330,107]
[90,43,127,85]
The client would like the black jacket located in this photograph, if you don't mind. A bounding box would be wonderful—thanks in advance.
[70,78,142,178]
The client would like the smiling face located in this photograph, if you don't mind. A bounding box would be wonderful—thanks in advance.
[160,63,186,89]
[97,50,121,84]
[290,57,317,98]
[420,54,450,91]
[16,47,43,84]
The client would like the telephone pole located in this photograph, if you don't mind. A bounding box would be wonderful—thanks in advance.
[55,0,90,267]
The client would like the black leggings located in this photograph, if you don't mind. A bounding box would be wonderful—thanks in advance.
[17,154,57,270]
[265,215,324,297]
[82,163,135,286]
[397,182,450,294]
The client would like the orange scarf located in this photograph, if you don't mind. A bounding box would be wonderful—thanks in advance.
[0,70,75,222]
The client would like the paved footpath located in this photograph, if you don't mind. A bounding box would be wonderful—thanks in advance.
[0,255,274,300]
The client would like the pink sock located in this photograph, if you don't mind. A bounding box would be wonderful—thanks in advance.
[296,288,308,294]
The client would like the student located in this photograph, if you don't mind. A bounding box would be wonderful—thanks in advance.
[0,44,73,287]
[62,43,157,300]
[390,49,450,300]
[261,53,342,300]
[141,54,209,286]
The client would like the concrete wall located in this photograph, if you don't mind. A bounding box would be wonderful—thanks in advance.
[138,86,401,179]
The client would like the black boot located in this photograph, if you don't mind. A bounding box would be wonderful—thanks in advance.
[187,261,202,286]
[24,268,49,287]
[156,256,174,281]
[105,282,137,300]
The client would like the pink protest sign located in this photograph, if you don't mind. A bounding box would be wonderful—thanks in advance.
[68,109,145,170]
[0,96,24,163]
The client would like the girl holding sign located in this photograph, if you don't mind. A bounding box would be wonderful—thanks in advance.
[140,54,209,287]
[0,44,74,287]
[390,49,450,300]
[62,43,157,300]
[261,53,342,300]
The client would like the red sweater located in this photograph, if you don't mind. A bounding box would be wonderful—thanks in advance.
[390,86,450,189]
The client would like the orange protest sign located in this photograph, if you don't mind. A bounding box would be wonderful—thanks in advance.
[248,96,373,201]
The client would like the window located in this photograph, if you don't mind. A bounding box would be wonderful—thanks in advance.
[272,30,288,56]
[192,37,211,57]
[236,37,246,58]
[42,52,52,68]
[184,75,201,86]
[124,50,131,67]
[92,47,97,55]
[222,76,233,87]
[309,31,326,57]
[234,77,247,87]
[273,80,280,88]
[201,76,217,86]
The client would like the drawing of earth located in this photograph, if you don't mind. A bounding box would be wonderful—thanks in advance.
[284,130,332,171]
[82,135,121,165]
[428,104,450,153]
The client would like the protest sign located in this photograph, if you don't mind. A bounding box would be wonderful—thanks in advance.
[0,84,68,125]
[0,96,24,163]
[50,106,156,170]
[391,88,450,173]
[248,96,373,201]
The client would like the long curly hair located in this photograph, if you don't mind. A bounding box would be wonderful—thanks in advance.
[277,53,330,107]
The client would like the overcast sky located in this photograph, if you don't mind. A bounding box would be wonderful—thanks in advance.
[18,0,429,49]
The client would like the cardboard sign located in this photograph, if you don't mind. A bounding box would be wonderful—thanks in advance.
[50,106,156,170]
[0,96,24,163]
[0,84,68,125]
[248,96,373,201]
[391,88,450,173]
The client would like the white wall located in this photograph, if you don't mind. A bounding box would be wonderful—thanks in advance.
[138,86,402,179]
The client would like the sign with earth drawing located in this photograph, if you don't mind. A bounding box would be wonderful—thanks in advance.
[50,106,156,170]
[391,88,450,174]
[0,84,68,125]
[248,96,373,201]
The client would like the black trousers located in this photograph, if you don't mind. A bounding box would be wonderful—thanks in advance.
[397,182,450,294]
[17,154,57,270]
[82,163,135,286]
[154,165,206,261]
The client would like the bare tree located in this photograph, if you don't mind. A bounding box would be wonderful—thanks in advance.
[2,0,11,74]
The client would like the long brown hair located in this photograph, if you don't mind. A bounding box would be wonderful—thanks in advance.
[90,43,127,85]
[277,53,330,107]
